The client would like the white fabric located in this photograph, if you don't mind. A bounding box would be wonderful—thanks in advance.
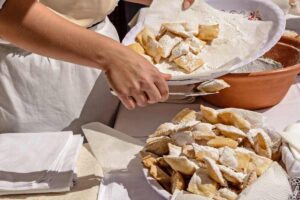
[0,17,120,133]
[40,0,119,27]
[0,131,83,195]
[282,144,300,177]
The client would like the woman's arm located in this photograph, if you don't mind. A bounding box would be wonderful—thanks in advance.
[0,0,170,110]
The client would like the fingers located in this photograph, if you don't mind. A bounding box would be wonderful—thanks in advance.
[119,95,136,110]
[182,0,195,10]
[154,78,169,102]
[160,72,172,81]
[145,83,162,104]
[132,92,148,107]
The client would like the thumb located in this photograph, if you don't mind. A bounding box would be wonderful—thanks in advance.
[182,0,195,10]
[160,72,172,81]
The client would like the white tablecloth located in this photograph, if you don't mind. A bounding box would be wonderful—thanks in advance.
[111,76,300,200]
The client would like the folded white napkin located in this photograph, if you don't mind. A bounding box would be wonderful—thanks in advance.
[0,131,83,195]
[82,122,164,200]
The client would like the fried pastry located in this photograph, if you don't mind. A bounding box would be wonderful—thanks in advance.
[197,24,220,41]
[219,147,238,170]
[172,108,197,124]
[169,41,190,61]
[141,151,158,168]
[158,32,182,58]
[253,129,272,159]
[204,157,227,186]
[136,27,156,46]
[174,52,204,73]
[168,143,182,156]
[207,137,238,149]
[182,145,196,159]
[171,171,186,194]
[187,169,218,197]
[235,151,251,173]
[150,164,171,190]
[127,42,145,54]
[164,155,199,175]
[193,143,219,161]
[186,36,206,54]
[200,105,219,124]
[144,136,174,156]
[215,124,246,140]
[242,170,257,189]
[192,123,216,140]
[218,165,246,185]
[149,122,177,138]
[156,157,170,168]
[216,188,238,200]
[218,111,251,130]
[158,22,192,38]
[171,131,195,147]
[144,36,163,63]
[197,79,230,93]
[247,154,272,176]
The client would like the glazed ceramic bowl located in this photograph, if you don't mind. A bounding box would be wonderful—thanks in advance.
[202,37,300,110]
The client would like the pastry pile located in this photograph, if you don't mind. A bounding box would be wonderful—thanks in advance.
[128,23,220,73]
[140,105,281,200]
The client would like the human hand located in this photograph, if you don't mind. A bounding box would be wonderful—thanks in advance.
[104,45,171,110]
[182,0,195,10]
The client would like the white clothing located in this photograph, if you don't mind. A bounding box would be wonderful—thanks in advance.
[0,16,120,133]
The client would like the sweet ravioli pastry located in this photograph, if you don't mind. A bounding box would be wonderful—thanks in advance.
[193,143,219,161]
[127,42,145,54]
[171,171,185,194]
[158,22,192,39]
[197,79,230,93]
[218,165,246,185]
[164,155,199,175]
[192,122,216,141]
[169,41,190,61]
[172,108,197,124]
[207,136,239,149]
[158,32,182,58]
[136,27,155,46]
[204,157,227,186]
[150,164,171,190]
[144,36,163,63]
[216,188,238,200]
[168,143,182,157]
[197,24,220,41]
[171,131,195,147]
[215,124,247,140]
[186,36,206,54]
[253,129,272,159]
[144,136,174,156]
[187,168,218,197]
[174,52,204,73]
[200,105,219,124]
[218,111,251,130]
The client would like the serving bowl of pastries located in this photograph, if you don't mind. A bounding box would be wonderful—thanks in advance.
[140,105,283,200]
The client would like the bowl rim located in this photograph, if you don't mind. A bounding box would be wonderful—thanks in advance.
[225,42,300,77]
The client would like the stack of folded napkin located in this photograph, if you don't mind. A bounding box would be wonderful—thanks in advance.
[0,131,83,196]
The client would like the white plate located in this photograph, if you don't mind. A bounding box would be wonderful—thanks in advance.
[123,0,285,85]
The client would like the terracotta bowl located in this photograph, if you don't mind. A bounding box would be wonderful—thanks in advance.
[202,38,300,110]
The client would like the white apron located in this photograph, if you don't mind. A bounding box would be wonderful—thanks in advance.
[0,1,120,133]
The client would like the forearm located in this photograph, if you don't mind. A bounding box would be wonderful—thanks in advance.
[124,0,152,6]
[0,0,121,71]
